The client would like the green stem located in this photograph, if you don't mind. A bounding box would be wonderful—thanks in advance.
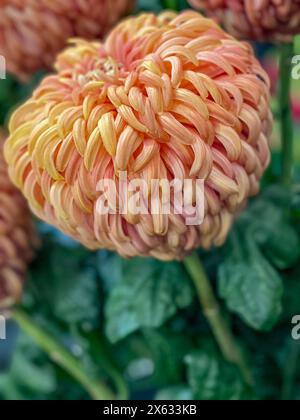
[162,0,178,10]
[279,42,294,186]
[83,331,129,400]
[12,308,116,401]
[184,253,254,386]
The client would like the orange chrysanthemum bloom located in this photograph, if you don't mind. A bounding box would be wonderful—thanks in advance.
[189,0,300,41]
[0,131,37,310]
[5,11,272,261]
[0,0,135,79]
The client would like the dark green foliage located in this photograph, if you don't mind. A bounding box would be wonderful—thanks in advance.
[0,73,45,126]
[185,341,252,400]
[102,256,193,342]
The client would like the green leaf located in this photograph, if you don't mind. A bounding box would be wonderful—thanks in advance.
[52,267,100,326]
[239,193,300,270]
[156,385,193,400]
[0,332,56,400]
[27,237,100,327]
[103,257,193,343]
[97,252,123,290]
[218,236,283,331]
[185,342,250,400]
[283,265,300,320]
[142,328,193,384]
[137,0,189,13]
[137,0,162,12]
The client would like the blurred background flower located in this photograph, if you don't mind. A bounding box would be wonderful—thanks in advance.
[0,0,135,80]
[189,0,300,41]
[0,130,38,311]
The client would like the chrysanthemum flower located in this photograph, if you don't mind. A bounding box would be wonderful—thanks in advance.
[189,0,300,41]
[5,11,272,261]
[0,131,37,310]
[0,0,135,79]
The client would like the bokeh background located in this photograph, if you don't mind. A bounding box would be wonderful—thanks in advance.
[0,0,300,400]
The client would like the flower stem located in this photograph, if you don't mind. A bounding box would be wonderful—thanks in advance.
[12,308,116,400]
[184,253,254,386]
[82,331,129,400]
[279,42,294,186]
[162,0,178,10]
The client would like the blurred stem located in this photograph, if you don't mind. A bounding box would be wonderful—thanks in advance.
[279,42,294,186]
[162,0,178,10]
[184,253,254,386]
[12,308,116,401]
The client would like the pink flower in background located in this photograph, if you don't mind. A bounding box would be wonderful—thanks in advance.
[0,131,38,311]
[0,0,135,79]
[189,0,300,41]
[5,11,272,261]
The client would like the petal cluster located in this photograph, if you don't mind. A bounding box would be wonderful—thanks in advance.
[189,0,300,41]
[0,131,37,310]
[5,11,272,261]
[0,0,135,79]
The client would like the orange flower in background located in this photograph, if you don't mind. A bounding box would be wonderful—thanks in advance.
[0,0,135,80]
[189,0,300,41]
[5,11,272,261]
[0,131,37,311]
